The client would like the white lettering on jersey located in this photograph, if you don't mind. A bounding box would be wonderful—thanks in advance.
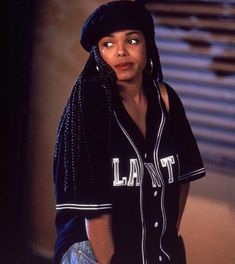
[127,159,140,186]
[160,156,175,183]
[112,158,140,187]
[112,158,127,186]
[144,163,161,187]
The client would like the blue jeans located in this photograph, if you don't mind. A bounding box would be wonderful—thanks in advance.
[61,241,98,264]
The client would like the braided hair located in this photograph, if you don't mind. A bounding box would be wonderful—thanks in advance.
[54,45,117,197]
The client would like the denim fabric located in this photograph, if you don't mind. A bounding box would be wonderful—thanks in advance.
[61,241,98,264]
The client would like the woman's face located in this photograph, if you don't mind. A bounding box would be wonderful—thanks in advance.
[98,30,147,83]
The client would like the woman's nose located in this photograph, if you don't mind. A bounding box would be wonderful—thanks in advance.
[117,50,128,57]
[117,43,128,57]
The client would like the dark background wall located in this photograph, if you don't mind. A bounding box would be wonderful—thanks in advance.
[5,1,37,263]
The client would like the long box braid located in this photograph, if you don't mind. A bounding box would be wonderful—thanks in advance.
[54,46,116,198]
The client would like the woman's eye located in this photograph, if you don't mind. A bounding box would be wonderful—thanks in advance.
[103,42,113,48]
[128,39,139,45]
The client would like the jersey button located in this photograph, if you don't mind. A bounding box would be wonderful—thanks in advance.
[154,221,159,228]
[154,191,158,196]
[144,153,147,159]
[159,255,163,261]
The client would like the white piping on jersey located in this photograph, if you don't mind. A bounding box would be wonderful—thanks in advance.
[176,154,181,178]
[179,167,206,181]
[177,153,206,182]
[114,111,147,264]
[56,203,112,210]
[153,80,171,261]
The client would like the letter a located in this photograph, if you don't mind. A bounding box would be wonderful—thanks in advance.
[127,159,140,186]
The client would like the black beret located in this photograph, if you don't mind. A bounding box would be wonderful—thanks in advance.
[80,1,155,52]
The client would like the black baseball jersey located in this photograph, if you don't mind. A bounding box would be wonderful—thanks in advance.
[53,80,205,264]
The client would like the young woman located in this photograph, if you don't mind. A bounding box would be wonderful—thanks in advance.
[53,1,206,264]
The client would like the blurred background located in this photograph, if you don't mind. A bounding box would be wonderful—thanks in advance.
[6,0,235,263]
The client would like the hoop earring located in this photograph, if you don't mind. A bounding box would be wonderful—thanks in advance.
[148,59,153,75]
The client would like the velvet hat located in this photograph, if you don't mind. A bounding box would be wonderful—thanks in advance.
[80,1,155,52]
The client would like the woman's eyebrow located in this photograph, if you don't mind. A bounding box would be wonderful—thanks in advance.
[105,31,141,38]
[126,31,141,36]
[104,34,114,38]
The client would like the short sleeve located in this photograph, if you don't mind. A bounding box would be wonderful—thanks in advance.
[166,83,206,183]
[54,133,113,219]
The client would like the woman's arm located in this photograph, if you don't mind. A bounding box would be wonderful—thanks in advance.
[177,182,190,233]
[85,213,114,264]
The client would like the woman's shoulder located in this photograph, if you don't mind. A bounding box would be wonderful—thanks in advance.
[160,81,180,100]
[158,81,186,115]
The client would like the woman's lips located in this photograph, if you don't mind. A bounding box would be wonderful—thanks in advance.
[114,62,133,71]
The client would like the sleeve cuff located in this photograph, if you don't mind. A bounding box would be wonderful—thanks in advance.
[178,167,206,182]
[56,203,113,211]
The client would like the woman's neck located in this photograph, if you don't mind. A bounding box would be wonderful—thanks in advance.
[117,77,147,139]
[117,77,144,104]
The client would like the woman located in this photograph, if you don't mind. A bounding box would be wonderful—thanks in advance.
[53,1,206,264]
